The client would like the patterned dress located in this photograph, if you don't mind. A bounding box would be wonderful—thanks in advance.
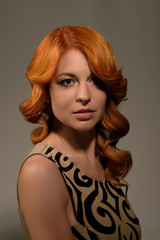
[18,143,141,240]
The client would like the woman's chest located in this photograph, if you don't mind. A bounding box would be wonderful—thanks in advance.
[63,169,141,239]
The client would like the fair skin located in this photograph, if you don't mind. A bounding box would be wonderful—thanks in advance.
[18,49,107,240]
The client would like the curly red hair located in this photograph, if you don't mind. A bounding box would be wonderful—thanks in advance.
[19,25,132,187]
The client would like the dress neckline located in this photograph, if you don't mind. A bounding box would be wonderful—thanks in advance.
[37,142,108,184]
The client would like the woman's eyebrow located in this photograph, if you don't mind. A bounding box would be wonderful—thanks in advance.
[56,73,76,79]
[56,72,93,80]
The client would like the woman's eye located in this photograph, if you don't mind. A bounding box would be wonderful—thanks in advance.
[90,76,102,86]
[58,78,74,86]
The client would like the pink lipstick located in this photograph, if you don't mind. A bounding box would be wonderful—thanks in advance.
[73,108,95,120]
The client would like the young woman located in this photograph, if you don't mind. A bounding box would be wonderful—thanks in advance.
[17,26,141,240]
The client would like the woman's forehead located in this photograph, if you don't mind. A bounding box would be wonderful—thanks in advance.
[54,49,91,77]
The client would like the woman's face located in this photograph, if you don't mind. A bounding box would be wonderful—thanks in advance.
[49,49,107,133]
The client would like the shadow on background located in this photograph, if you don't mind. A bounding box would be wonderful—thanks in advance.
[0,225,25,240]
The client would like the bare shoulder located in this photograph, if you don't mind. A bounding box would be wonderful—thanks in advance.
[18,154,69,210]
[18,154,68,203]
[18,154,73,240]
[19,154,63,183]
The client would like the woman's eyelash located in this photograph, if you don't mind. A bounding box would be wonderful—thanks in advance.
[58,78,74,86]
[57,76,102,87]
[90,76,102,85]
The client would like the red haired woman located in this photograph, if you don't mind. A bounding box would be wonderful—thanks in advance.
[17,26,141,240]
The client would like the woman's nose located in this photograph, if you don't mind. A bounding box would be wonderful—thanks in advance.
[76,82,91,105]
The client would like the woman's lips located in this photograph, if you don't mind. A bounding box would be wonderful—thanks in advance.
[73,109,95,120]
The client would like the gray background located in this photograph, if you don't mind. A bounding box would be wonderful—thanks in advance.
[0,0,159,239]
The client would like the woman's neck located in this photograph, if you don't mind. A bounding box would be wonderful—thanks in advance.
[44,123,97,164]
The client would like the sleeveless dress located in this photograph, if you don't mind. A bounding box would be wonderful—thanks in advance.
[18,143,141,240]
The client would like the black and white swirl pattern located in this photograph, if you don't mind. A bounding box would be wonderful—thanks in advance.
[34,143,141,240]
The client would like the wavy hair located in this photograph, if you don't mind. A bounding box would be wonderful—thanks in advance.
[19,25,132,188]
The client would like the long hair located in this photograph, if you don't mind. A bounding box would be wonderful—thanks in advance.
[19,25,132,187]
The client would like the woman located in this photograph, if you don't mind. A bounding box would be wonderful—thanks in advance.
[17,25,141,240]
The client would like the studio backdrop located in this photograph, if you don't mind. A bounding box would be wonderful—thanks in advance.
[0,0,159,239]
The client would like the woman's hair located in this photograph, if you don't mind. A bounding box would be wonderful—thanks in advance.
[20,25,132,187]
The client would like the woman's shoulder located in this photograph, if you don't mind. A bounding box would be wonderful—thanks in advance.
[19,154,58,181]
[18,152,66,193]
[17,151,73,239]
[18,141,67,184]
[18,152,69,210]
